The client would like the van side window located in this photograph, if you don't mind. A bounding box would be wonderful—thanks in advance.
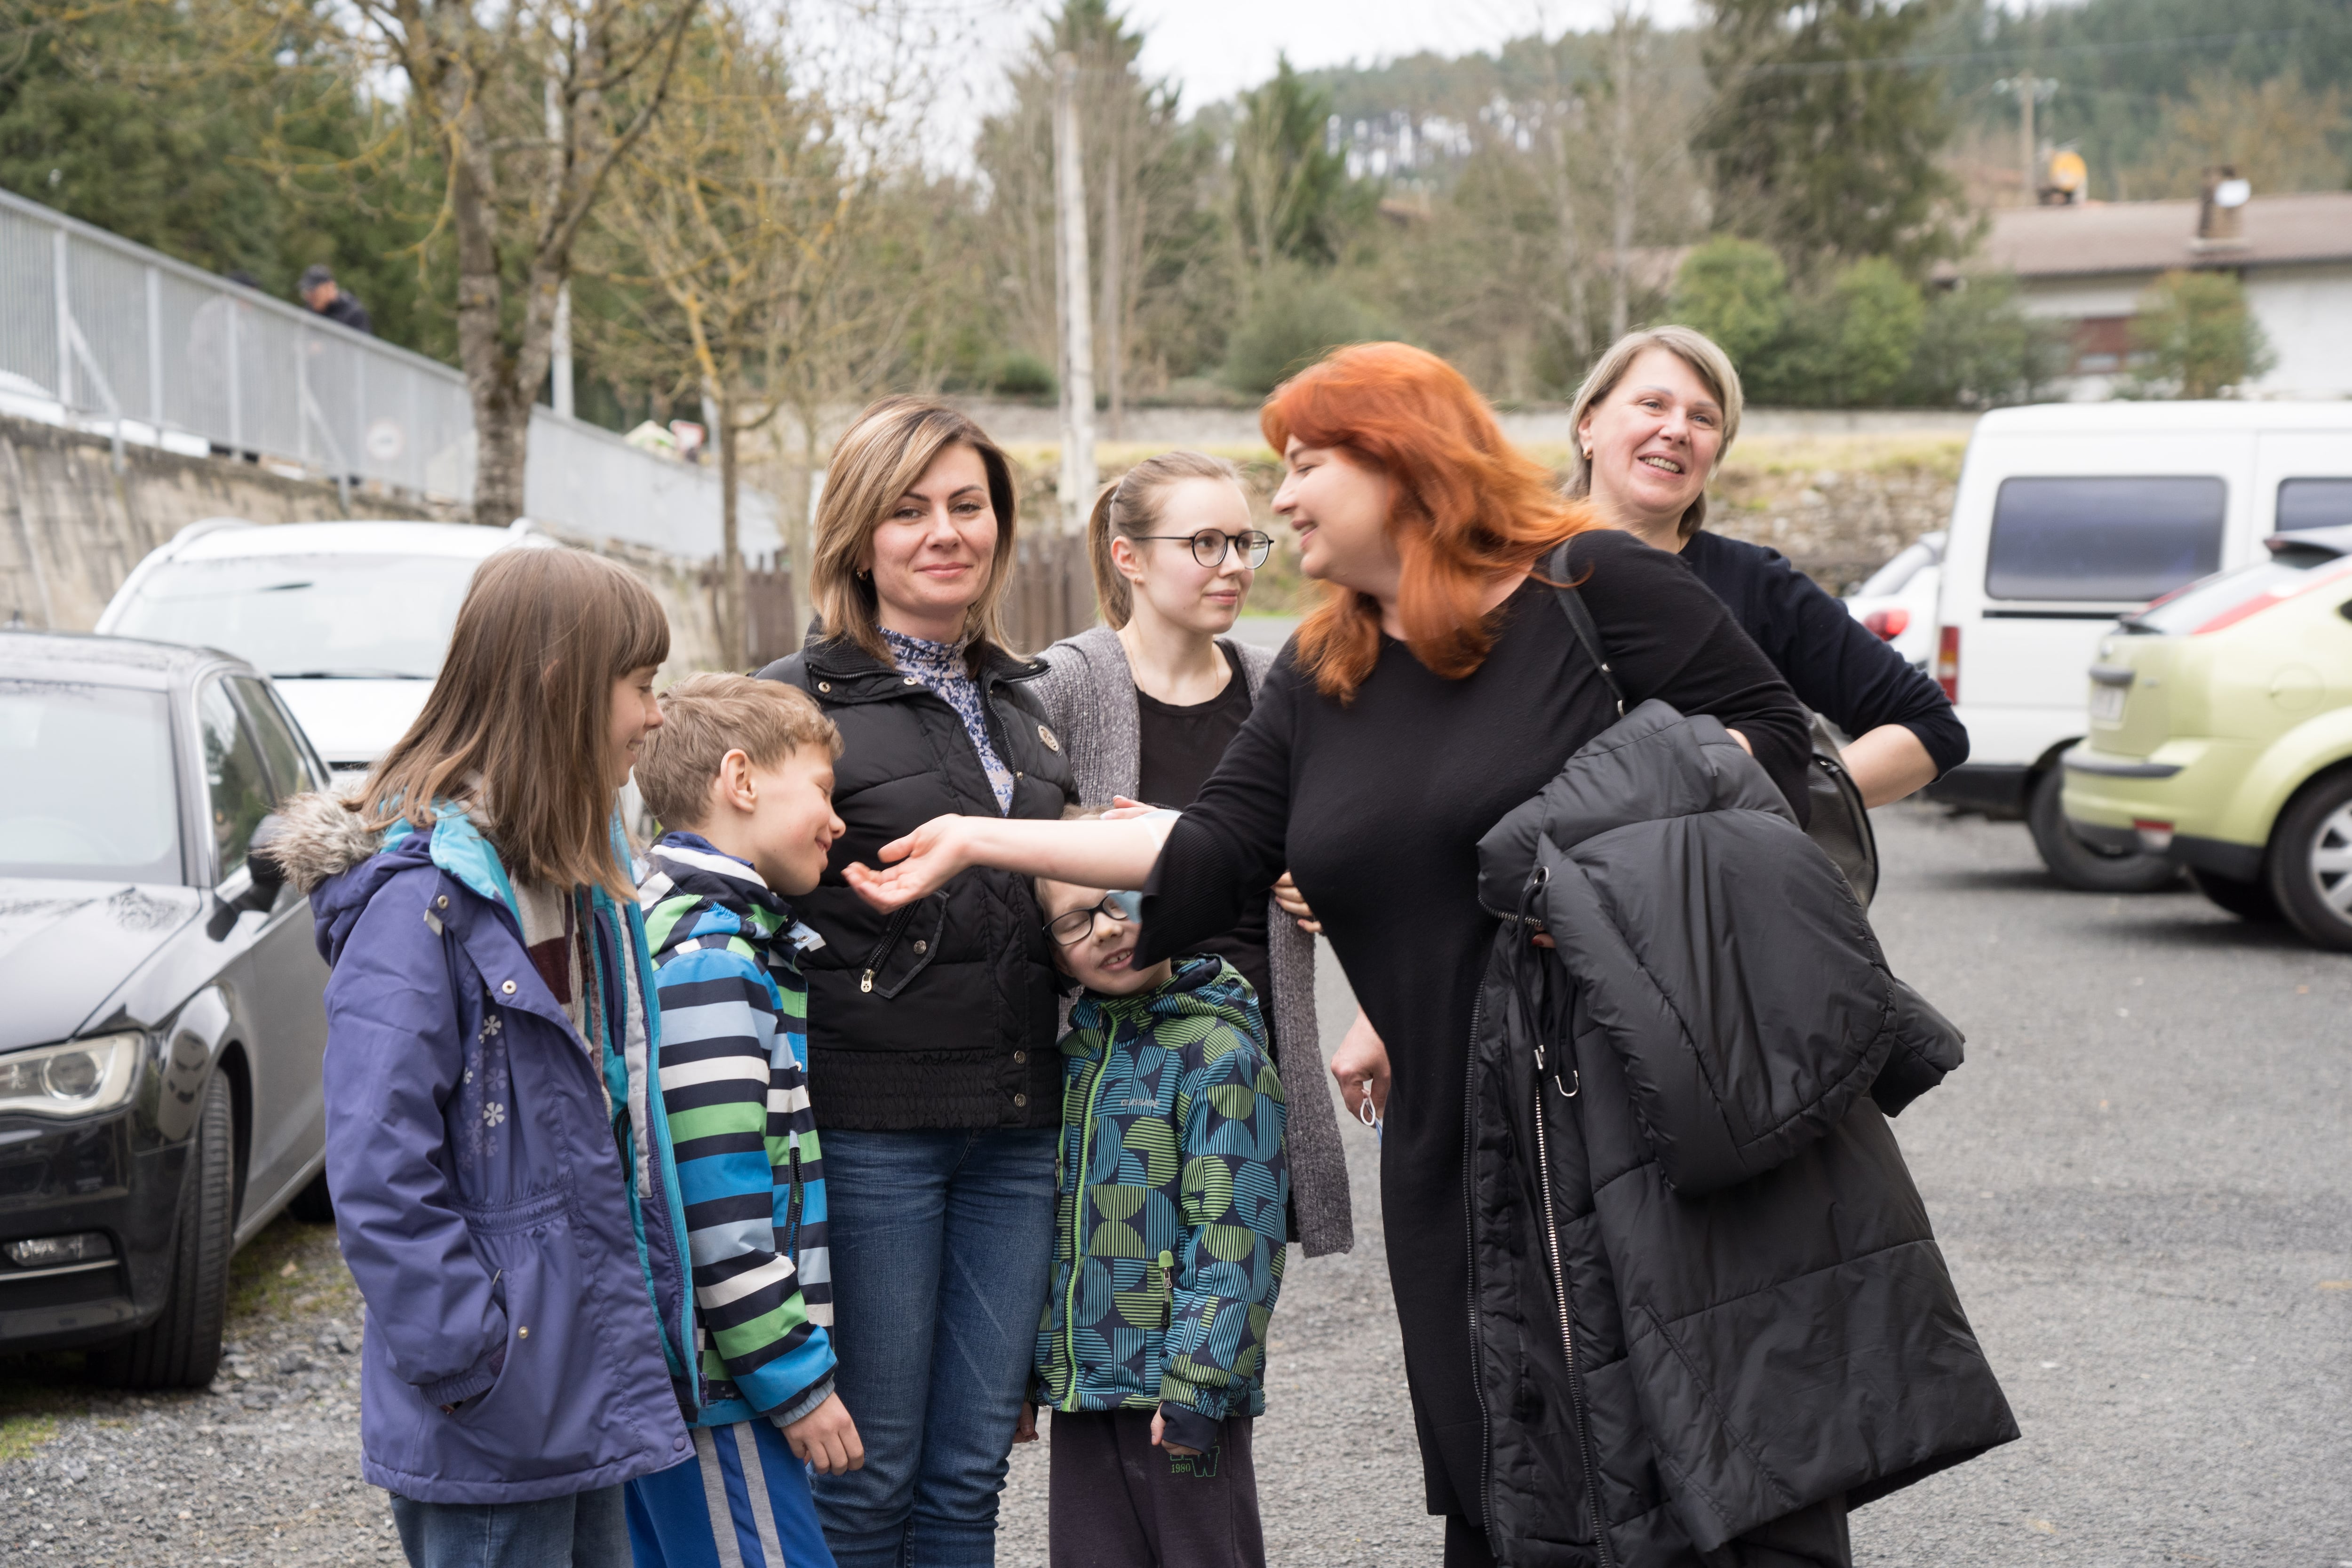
[1986,477,2225,602]
[2277,478,2352,533]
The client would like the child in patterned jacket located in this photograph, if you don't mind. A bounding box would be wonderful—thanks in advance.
[1018,872,1289,1568]
[626,673,856,1568]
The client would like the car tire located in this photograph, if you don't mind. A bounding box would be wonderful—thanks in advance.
[2187,868,2282,923]
[2028,765,2182,893]
[87,1072,232,1390]
[2269,771,2352,953]
[287,1170,334,1225]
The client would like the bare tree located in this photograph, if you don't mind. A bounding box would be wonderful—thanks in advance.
[341,0,700,526]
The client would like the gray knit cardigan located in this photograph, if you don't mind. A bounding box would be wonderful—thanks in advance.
[1029,625,1354,1258]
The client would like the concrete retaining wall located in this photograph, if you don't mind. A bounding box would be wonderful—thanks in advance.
[0,415,727,675]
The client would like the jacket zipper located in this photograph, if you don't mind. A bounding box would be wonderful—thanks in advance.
[783,1144,804,1260]
[1057,1029,1113,1408]
[1531,1033,1615,1568]
[860,902,920,993]
[1461,987,1495,1532]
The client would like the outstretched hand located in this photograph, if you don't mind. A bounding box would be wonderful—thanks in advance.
[842,816,970,911]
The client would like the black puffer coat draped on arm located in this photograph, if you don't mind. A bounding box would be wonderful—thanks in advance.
[1466,699,2014,1568]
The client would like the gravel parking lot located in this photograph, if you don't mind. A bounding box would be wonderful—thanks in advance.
[6,803,2347,1566]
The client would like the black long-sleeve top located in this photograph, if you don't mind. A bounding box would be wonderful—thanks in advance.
[1679,529,1969,776]
[1132,528,1807,1520]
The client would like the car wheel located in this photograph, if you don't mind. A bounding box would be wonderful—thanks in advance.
[2187,868,2282,923]
[87,1072,232,1390]
[2027,765,2181,893]
[2269,771,2352,953]
[287,1170,334,1225]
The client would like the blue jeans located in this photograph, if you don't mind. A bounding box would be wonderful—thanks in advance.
[389,1484,626,1568]
[810,1127,1057,1568]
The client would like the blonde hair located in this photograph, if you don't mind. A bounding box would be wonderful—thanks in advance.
[1085,450,1248,630]
[361,547,670,899]
[636,673,842,831]
[812,397,1021,669]
[1563,326,1745,541]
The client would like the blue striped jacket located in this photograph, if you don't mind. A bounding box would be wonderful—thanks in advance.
[639,833,834,1429]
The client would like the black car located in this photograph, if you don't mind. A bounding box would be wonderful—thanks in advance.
[0,631,331,1387]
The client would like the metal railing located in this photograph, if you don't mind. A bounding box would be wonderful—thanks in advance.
[0,185,777,559]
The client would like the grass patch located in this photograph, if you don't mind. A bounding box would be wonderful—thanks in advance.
[227,1213,358,1325]
[0,1352,88,1463]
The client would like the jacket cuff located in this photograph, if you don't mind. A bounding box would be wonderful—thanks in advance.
[1157,1401,1223,1454]
[420,1338,505,1409]
[766,1374,835,1432]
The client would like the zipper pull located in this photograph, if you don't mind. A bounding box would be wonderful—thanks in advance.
[1156,1249,1176,1327]
[860,969,874,994]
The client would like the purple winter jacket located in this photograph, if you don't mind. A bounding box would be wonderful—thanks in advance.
[282,794,693,1504]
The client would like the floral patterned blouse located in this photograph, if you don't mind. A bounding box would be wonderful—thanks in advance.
[882,627,1016,813]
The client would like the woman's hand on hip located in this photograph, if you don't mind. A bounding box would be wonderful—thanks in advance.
[1271,871,1321,934]
[843,815,973,910]
[1330,1007,1390,1122]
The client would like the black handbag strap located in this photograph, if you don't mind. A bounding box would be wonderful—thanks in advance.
[1546,543,1624,716]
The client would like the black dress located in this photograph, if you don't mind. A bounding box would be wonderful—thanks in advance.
[1136,530,1810,1531]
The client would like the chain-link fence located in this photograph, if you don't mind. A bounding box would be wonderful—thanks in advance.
[0,185,776,560]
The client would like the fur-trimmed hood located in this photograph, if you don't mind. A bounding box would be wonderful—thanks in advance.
[270,788,386,897]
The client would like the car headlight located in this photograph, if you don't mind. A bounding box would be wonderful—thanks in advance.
[0,1032,143,1118]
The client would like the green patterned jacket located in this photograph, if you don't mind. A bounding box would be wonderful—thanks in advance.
[1033,956,1289,1452]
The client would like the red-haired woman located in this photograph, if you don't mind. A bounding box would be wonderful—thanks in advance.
[845,346,1835,1564]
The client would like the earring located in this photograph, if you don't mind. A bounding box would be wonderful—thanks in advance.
[1581,446,1592,460]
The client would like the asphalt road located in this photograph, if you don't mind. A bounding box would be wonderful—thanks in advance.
[1000,802,2352,1566]
[6,804,2346,1566]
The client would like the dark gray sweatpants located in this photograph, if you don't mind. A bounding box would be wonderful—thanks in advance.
[1048,1409,1265,1568]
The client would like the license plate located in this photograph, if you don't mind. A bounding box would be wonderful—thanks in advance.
[2090,683,2126,722]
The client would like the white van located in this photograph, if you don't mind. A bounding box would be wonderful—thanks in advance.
[1925,401,2352,888]
[96,518,553,773]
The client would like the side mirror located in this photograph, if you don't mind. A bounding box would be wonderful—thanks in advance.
[244,813,287,907]
[206,814,288,940]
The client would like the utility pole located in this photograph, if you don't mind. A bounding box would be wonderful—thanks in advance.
[1607,2,1641,341]
[1100,112,1126,443]
[545,69,575,418]
[1054,53,1097,541]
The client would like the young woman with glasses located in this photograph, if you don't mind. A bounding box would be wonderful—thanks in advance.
[1026,450,1353,1261]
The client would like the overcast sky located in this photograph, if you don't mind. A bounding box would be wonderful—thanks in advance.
[954,0,1704,119]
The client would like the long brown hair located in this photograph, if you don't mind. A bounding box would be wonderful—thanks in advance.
[812,397,1021,668]
[1263,342,1592,701]
[360,546,670,898]
[1085,449,1246,630]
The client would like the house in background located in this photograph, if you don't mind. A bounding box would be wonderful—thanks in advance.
[1971,185,2352,400]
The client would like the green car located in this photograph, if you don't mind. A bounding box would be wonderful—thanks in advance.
[2062,524,2352,950]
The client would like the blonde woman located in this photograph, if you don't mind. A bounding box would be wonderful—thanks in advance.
[755,397,1077,1568]
[1029,452,1352,1260]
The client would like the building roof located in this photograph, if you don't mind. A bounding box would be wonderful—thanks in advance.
[1972,191,2352,281]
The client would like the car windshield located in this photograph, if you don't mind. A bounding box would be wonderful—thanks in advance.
[2130,550,2352,637]
[0,680,181,883]
[109,553,483,679]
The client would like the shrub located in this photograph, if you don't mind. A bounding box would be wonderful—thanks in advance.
[1667,238,1790,369]
[985,350,1057,399]
[2124,270,2275,399]
[1902,272,2071,408]
[1222,268,1388,394]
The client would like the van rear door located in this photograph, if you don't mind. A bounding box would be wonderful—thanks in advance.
[1942,430,2252,767]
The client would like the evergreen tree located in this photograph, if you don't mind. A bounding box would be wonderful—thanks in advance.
[1694,0,1970,279]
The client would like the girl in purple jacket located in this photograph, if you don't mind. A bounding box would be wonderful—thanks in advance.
[275,548,696,1568]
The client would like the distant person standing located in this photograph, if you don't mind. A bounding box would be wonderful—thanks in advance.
[300,263,373,336]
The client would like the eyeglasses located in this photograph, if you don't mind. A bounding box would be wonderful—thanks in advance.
[1134,530,1274,569]
[1045,890,1144,946]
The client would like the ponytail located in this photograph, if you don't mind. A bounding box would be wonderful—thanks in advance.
[1085,449,1248,630]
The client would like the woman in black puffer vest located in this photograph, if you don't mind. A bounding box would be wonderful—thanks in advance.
[757,397,1074,1568]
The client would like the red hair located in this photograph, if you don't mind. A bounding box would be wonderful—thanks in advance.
[1263,342,1594,701]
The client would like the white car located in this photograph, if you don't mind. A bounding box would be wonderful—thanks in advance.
[1843,531,1943,670]
[96,518,552,773]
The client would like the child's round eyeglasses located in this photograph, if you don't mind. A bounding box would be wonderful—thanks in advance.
[1134,530,1274,569]
[1045,890,1144,946]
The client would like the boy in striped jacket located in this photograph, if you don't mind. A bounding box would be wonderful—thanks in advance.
[626,673,856,1568]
